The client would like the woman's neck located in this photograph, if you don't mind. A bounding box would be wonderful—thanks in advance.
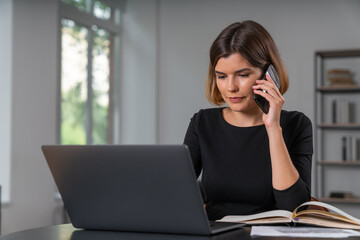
[222,107,264,127]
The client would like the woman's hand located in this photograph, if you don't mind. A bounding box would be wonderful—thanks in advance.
[252,73,285,129]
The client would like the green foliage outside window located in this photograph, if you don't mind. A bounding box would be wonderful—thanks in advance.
[61,83,86,144]
[61,18,112,145]
[61,0,112,21]
[61,0,87,12]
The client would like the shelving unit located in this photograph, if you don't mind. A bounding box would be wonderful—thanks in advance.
[317,123,360,129]
[317,85,360,92]
[314,49,360,204]
[320,197,360,204]
[318,161,360,166]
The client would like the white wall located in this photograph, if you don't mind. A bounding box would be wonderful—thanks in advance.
[1,0,63,235]
[0,0,13,205]
[120,0,158,144]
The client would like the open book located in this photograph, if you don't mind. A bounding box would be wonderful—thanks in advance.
[217,201,360,230]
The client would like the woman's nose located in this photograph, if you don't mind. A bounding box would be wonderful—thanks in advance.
[227,77,239,92]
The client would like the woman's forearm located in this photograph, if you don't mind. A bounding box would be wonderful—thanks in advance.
[267,126,299,190]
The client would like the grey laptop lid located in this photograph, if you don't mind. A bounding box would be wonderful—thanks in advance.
[42,145,243,235]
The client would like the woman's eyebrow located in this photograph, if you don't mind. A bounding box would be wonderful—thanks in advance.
[215,70,226,75]
[234,68,251,73]
[215,68,251,75]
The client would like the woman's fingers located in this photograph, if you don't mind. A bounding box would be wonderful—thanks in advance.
[253,77,284,107]
[253,81,277,99]
[254,75,282,99]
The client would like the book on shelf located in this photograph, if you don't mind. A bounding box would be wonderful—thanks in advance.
[327,69,354,86]
[330,191,354,199]
[217,201,360,230]
[332,99,355,124]
[342,136,360,161]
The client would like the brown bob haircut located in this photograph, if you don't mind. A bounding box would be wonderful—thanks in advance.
[206,20,289,105]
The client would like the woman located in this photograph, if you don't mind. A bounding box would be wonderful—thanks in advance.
[183,20,312,221]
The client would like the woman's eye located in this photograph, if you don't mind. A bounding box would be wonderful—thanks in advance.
[239,74,249,78]
[216,75,226,79]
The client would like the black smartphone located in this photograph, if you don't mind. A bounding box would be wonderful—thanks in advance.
[253,64,280,114]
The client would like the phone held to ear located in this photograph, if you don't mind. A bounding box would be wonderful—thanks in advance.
[253,64,280,114]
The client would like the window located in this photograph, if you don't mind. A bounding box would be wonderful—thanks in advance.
[59,0,121,144]
[93,1,112,20]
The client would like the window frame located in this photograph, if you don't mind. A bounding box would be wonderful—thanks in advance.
[57,0,122,145]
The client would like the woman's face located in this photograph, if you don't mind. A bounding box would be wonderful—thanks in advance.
[215,53,263,113]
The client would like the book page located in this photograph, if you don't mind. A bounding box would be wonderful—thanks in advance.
[294,215,360,230]
[293,201,360,225]
[251,226,360,238]
[243,216,292,225]
[296,210,360,226]
[217,209,292,223]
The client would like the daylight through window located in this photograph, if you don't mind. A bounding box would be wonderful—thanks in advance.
[60,0,120,145]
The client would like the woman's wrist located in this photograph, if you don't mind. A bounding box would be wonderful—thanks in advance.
[266,125,282,137]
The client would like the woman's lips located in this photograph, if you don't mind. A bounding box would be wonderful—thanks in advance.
[228,97,244,103]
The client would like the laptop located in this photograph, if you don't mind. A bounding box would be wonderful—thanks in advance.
[41,145,244,235]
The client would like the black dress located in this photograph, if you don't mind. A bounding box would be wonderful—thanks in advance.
[183,108,313,220]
